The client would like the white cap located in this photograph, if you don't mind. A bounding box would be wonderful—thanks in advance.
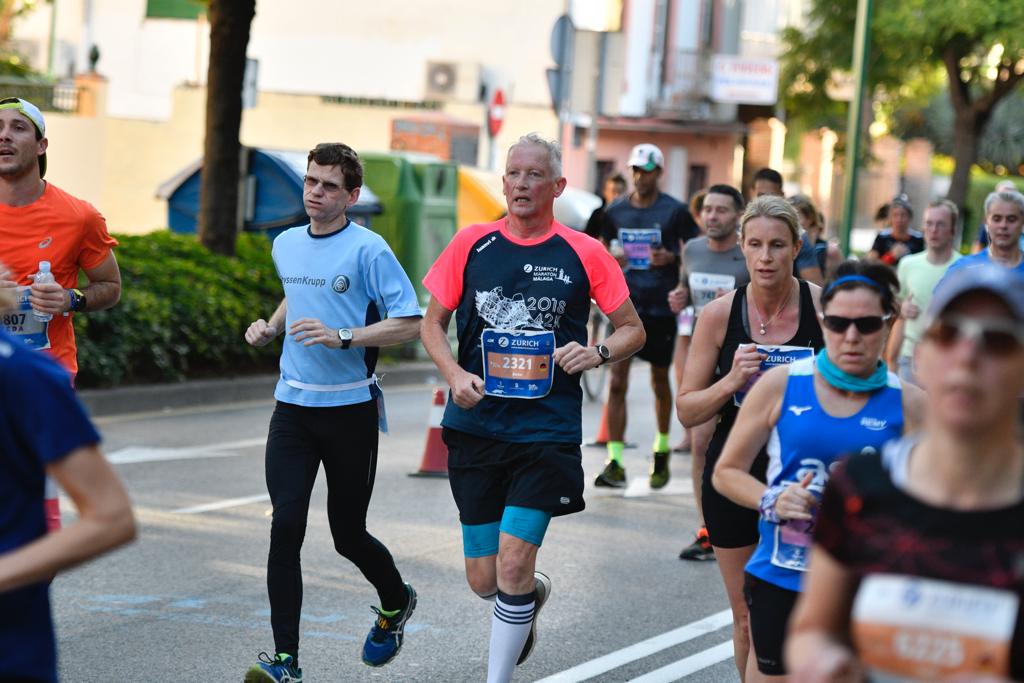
[627,144,664,172]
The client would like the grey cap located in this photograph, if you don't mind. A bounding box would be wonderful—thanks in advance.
[927,264,1024,324]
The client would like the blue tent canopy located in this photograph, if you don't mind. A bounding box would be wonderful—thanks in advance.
[157,148,383,235]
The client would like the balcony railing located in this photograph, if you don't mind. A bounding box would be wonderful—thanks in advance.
[648,48,712,118]
[0,79,81,113]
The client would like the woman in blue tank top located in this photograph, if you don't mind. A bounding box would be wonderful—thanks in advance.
[677,195,825,680]
[713,262,925,680]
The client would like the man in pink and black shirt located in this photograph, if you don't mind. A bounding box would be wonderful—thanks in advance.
[421,133,644,682]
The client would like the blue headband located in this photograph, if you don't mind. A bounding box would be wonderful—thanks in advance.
[824,275,882,296]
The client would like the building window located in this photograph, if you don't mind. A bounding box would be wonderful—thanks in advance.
[146,0,205,20]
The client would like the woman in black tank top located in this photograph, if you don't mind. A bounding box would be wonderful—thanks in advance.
[677,196,824,681]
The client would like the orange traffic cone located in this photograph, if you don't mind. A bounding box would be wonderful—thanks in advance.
[410,388,449,478]
[585,401,612,447]
[44,476,61,532]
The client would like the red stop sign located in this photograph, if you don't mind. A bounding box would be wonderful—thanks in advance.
[488,89,505,137]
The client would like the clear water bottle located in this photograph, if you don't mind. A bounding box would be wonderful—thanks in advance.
[32,261,54,322]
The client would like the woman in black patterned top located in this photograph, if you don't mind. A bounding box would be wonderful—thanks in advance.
[786,264,1024,683]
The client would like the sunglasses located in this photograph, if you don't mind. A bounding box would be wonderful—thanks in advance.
[923,315,1024,355]
[820,314,892,334]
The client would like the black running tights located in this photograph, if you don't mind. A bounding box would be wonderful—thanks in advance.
[265,400,406,658]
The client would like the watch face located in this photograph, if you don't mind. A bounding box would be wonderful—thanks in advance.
[598,344,611,359]
[338,328,353,341]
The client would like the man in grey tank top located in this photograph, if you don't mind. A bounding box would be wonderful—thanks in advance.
[671,184,750,561]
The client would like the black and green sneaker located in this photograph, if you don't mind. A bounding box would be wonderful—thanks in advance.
[245,652,302,683]
[594,460,627,488]
[649,451,670,489]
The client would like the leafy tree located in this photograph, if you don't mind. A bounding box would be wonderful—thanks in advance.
[0,0,51,78]
[197,0,255,256]
[782,0,1024,211]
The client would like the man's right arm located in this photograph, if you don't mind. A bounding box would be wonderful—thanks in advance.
[245,298,287,347]
[420,297,485,409]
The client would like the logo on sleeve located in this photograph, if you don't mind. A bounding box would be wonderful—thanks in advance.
[332,275,350,293]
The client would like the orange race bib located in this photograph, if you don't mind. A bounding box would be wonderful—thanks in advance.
[852,574,1018,682]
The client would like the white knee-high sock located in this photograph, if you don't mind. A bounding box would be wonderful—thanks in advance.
[486,590,535,683]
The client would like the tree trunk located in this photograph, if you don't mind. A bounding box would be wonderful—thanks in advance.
[197,0,255,256]
[945,108,981,220]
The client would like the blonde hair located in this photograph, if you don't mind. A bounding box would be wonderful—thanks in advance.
[740,195,801,244]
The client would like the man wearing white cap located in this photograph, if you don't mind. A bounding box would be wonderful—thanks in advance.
[0,97,121,535]
[597,143,699,489]
[0,97,121,378]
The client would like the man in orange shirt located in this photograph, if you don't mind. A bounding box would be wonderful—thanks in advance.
[0,97,120,377]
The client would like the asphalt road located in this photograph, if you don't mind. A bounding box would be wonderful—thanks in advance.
[53,365,740,682]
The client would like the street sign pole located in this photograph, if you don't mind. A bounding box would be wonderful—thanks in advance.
[840,0,873,257]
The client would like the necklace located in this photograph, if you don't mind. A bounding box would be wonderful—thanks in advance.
[752,280,794,335]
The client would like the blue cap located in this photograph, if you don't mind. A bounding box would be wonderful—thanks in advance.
[0,97,46,177]
[927,264,1024,324]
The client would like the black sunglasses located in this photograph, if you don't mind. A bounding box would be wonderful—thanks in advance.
[820,314,892,334]
[923,315,1024,355]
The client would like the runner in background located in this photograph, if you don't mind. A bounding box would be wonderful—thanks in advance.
[787,195,841,278]
[584,172,627,239]
[597,143,699,489]
[669,188,708,454]
[971,180,1019,254]
[867,195,924,265]
[0,97,121,534]
[677,196,824,679]
[670,184,750,562]
[788,265,1024,683]
[714,262,922,680]
[885,200,961,384]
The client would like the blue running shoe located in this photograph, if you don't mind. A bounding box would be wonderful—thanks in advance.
[362,583,417,667]
[244,652,302,682]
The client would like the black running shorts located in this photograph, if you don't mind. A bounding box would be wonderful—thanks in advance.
[635,314,677,367]
[744,572,799,676]
[443,427,585,525]
[701,437,767,549]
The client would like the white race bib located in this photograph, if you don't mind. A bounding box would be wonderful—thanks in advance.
[1,286,50,350]
[688,272,736,313]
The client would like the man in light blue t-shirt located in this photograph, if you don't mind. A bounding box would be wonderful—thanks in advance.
[945,189,1024,280]
[243,143,422,683]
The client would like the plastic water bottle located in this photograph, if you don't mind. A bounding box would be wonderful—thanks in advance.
[32,261,54,322]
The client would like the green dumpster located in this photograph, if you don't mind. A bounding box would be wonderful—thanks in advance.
[360,152,458,309]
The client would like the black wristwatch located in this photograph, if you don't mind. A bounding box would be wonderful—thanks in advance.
[337,328,353,349]
[595,344,611,365]
[67,288,87,312]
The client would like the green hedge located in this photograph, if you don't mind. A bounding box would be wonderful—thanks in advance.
[73,231,283,388]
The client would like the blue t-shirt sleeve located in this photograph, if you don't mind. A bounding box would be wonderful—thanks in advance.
[796,234,819,269]
[3,349,100,468]
[366,246,422,318]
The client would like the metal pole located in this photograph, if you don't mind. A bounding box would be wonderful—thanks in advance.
[840,0,873,257]
[47,0,59,77]
[585,31,608,193]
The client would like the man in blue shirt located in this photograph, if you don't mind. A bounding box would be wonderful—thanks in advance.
[243,143,422,682]
[946,189,1024,279]
[0,279,135,683]
[598,143,699,489]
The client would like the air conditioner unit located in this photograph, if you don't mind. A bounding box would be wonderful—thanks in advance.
[425,61,458,99]
[425,61,484,102]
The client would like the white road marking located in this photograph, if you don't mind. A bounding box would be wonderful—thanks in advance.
[106,437,267,464]
[627,640,735,682]
[172,494,270,514]
[534,609,732,682]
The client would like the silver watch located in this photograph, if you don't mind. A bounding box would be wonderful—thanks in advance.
[337,328,353,349]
